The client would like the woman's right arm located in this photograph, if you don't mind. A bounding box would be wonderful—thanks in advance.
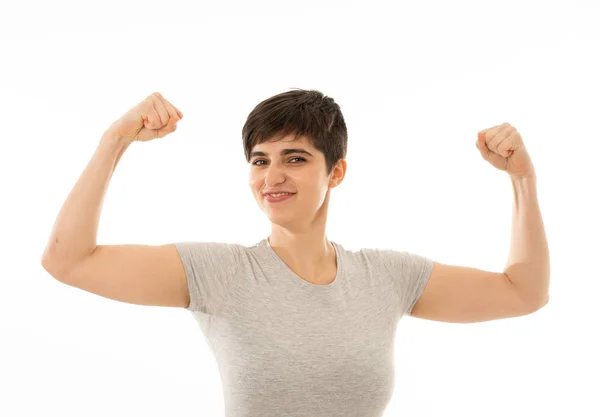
[40,93,190,308]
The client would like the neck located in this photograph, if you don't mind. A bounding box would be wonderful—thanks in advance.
[268,230,333,267]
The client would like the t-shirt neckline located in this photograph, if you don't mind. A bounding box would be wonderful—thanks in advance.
[263,238,342,288]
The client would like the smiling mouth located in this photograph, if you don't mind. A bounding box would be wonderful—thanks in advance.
[265,193,296,202]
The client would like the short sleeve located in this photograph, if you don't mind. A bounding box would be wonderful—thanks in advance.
[374,249,435,316]
[173,241,242,313]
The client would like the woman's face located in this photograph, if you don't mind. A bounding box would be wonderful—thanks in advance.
[248,134,341,227]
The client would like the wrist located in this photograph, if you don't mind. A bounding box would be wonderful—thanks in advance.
[102,127,132,149]
[509,169,536,182]
[98,128,132,170]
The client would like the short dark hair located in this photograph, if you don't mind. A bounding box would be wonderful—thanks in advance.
[242,88,348,176]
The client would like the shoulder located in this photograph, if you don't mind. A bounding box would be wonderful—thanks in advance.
[173,241,248,274]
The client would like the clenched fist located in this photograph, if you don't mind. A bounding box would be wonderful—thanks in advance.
[107,92,184,143]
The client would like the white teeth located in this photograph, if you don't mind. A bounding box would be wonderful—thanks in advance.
[269,193,292,197]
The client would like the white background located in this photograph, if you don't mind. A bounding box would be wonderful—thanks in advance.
[1,0,599,416]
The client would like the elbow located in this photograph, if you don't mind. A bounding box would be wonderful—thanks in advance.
[41,256,59,280]
[41,256,71,282]
[529,293,550,312]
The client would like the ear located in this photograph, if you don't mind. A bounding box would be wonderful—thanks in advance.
[329,159,347,187]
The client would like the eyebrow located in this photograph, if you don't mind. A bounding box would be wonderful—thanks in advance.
[250,148,314,158]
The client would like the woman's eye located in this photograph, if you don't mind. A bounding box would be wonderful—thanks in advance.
[252,157,305,166]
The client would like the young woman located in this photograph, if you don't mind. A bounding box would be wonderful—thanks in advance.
[42,89,548,417]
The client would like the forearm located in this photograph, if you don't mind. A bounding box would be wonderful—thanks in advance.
[41,130,131,275]
[503,173,550,308]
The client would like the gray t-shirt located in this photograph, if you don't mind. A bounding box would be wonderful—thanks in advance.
[174,237,434,417]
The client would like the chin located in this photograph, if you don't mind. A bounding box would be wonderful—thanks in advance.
[265,207,294,220]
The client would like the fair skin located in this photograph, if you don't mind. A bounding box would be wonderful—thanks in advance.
[248,132,347,284]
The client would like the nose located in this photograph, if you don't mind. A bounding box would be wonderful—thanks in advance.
[264,162,287,187]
